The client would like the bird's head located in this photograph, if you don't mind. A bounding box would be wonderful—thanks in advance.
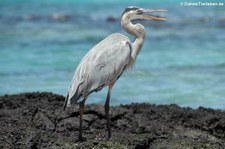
[121,6,167,21]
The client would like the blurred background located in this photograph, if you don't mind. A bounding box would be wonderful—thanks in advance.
[0,0,225,109]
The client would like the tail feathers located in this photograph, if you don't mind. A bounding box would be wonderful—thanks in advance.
[63,83,84,111]
[63,91,81,111]
[63,94,69,111]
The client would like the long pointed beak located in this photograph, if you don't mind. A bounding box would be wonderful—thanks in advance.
[142,9,167,21]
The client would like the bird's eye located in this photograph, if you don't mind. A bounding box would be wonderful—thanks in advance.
[136,9,143,14]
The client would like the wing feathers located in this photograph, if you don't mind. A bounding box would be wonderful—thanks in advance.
[65,33,132,107]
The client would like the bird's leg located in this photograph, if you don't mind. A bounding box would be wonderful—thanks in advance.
[105,82,115,140]
[79,98,87,141]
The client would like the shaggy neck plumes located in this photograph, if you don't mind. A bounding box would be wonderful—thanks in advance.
[121,16,145,60]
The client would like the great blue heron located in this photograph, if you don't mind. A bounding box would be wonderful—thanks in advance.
[63,6,167,141]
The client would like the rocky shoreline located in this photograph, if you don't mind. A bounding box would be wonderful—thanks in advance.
[0,92,225,148]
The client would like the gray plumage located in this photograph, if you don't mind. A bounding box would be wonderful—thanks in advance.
[66,33,132,107]
[63,6,167,141]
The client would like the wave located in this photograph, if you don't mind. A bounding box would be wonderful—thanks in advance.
[134,62,225,74]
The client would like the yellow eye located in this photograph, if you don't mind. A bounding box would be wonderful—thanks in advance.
[136,9,143,14]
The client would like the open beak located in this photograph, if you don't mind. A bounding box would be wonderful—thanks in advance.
[142,9,167,21]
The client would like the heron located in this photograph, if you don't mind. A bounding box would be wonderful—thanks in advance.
[63,6,167,141]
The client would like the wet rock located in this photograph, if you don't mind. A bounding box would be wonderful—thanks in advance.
[0,92,225,148]
[56,117,80,132]
[22,15,40,21]
[33,112,55,131]
[106,16,118,23]
[51,13,71,22]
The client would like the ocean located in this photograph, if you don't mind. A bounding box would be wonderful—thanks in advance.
[0,0,225,109]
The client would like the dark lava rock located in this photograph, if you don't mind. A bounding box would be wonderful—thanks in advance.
[0,92,225,148]
[106,16,118,23]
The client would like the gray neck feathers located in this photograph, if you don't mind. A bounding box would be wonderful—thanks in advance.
[121,16,145,60]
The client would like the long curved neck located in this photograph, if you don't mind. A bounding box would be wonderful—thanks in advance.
[121,18,145,60]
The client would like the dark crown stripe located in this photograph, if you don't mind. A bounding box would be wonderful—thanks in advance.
[121,6,139,16]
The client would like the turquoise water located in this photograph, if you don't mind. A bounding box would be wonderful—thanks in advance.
[0,0,225,109]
